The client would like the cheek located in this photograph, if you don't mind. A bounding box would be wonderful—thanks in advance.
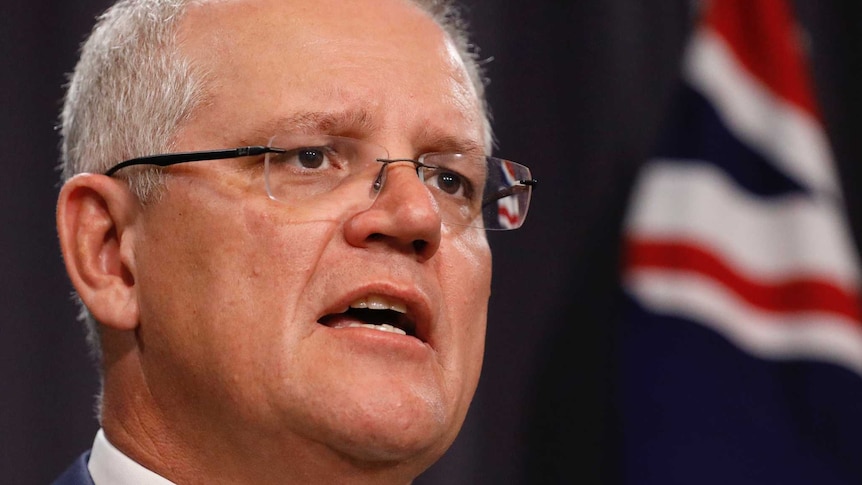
[439,230,492,369]
[215,205,346,364]
[135,198,338,386]
[239,205,338,298]
[440,229,492,309]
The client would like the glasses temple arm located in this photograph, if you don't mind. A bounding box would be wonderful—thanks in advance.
[481,179,537,207]
[104,146,284,176]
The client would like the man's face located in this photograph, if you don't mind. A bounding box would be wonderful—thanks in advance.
[129,0,490,471]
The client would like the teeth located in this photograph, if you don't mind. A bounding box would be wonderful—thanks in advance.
[347,322,407,336]
[349,295,407,314]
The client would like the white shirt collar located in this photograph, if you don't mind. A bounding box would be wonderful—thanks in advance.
[88,429,176,485]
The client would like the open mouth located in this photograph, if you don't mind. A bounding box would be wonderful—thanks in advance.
[317,295,418,338]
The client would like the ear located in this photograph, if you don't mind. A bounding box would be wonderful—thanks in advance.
[57,174,141,331]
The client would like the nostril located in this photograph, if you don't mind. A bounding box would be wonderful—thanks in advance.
[412,239,428,253]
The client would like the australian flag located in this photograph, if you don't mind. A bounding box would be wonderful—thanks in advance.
[620,0,862,483]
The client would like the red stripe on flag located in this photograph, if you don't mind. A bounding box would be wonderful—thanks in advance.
[498,206,520,226]
[705,0,820,120]
[626,238,862,324]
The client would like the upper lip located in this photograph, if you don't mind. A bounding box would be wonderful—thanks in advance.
[317,283,434,344]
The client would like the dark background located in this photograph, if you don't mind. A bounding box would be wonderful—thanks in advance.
[3,1,860,483]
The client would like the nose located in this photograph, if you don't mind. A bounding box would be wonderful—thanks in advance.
[343,161,442,261]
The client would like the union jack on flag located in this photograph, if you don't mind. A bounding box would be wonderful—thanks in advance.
[619,0,862,483]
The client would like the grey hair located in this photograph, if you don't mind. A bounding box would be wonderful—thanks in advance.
[59,0,491,371]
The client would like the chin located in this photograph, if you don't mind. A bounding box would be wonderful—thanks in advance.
[314,380,458,465]
[328,422,456,474]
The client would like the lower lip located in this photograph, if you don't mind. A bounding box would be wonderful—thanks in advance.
[318,324,433,357]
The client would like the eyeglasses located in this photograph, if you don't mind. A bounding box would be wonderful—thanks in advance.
[104,133,537,230]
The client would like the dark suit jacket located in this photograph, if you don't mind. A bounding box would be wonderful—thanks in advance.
[52,452,94,485]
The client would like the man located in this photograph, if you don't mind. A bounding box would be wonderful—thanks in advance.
[53,0,534,483]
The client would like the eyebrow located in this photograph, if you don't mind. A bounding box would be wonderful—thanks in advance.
[241,109,379,144]
[242,109,485,156]
[416,129,485,157]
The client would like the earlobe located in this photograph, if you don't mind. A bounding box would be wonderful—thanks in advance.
[57,174,140,331]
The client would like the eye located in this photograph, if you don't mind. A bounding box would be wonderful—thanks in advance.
[271,146,338,170]
[420,153,484,201]
[425,168,471,198]
[296,148,327,169]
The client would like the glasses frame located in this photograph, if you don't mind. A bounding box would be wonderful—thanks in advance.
[103,143,537,230]
[103,146,286,176]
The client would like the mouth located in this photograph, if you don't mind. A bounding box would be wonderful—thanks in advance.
[317,294,419,339]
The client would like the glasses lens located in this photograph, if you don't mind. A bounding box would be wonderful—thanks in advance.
[479,158,533,230]
[264,134,385,218]
[422,154,533,230]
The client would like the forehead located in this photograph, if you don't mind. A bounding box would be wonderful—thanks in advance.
[175,0,484,150]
